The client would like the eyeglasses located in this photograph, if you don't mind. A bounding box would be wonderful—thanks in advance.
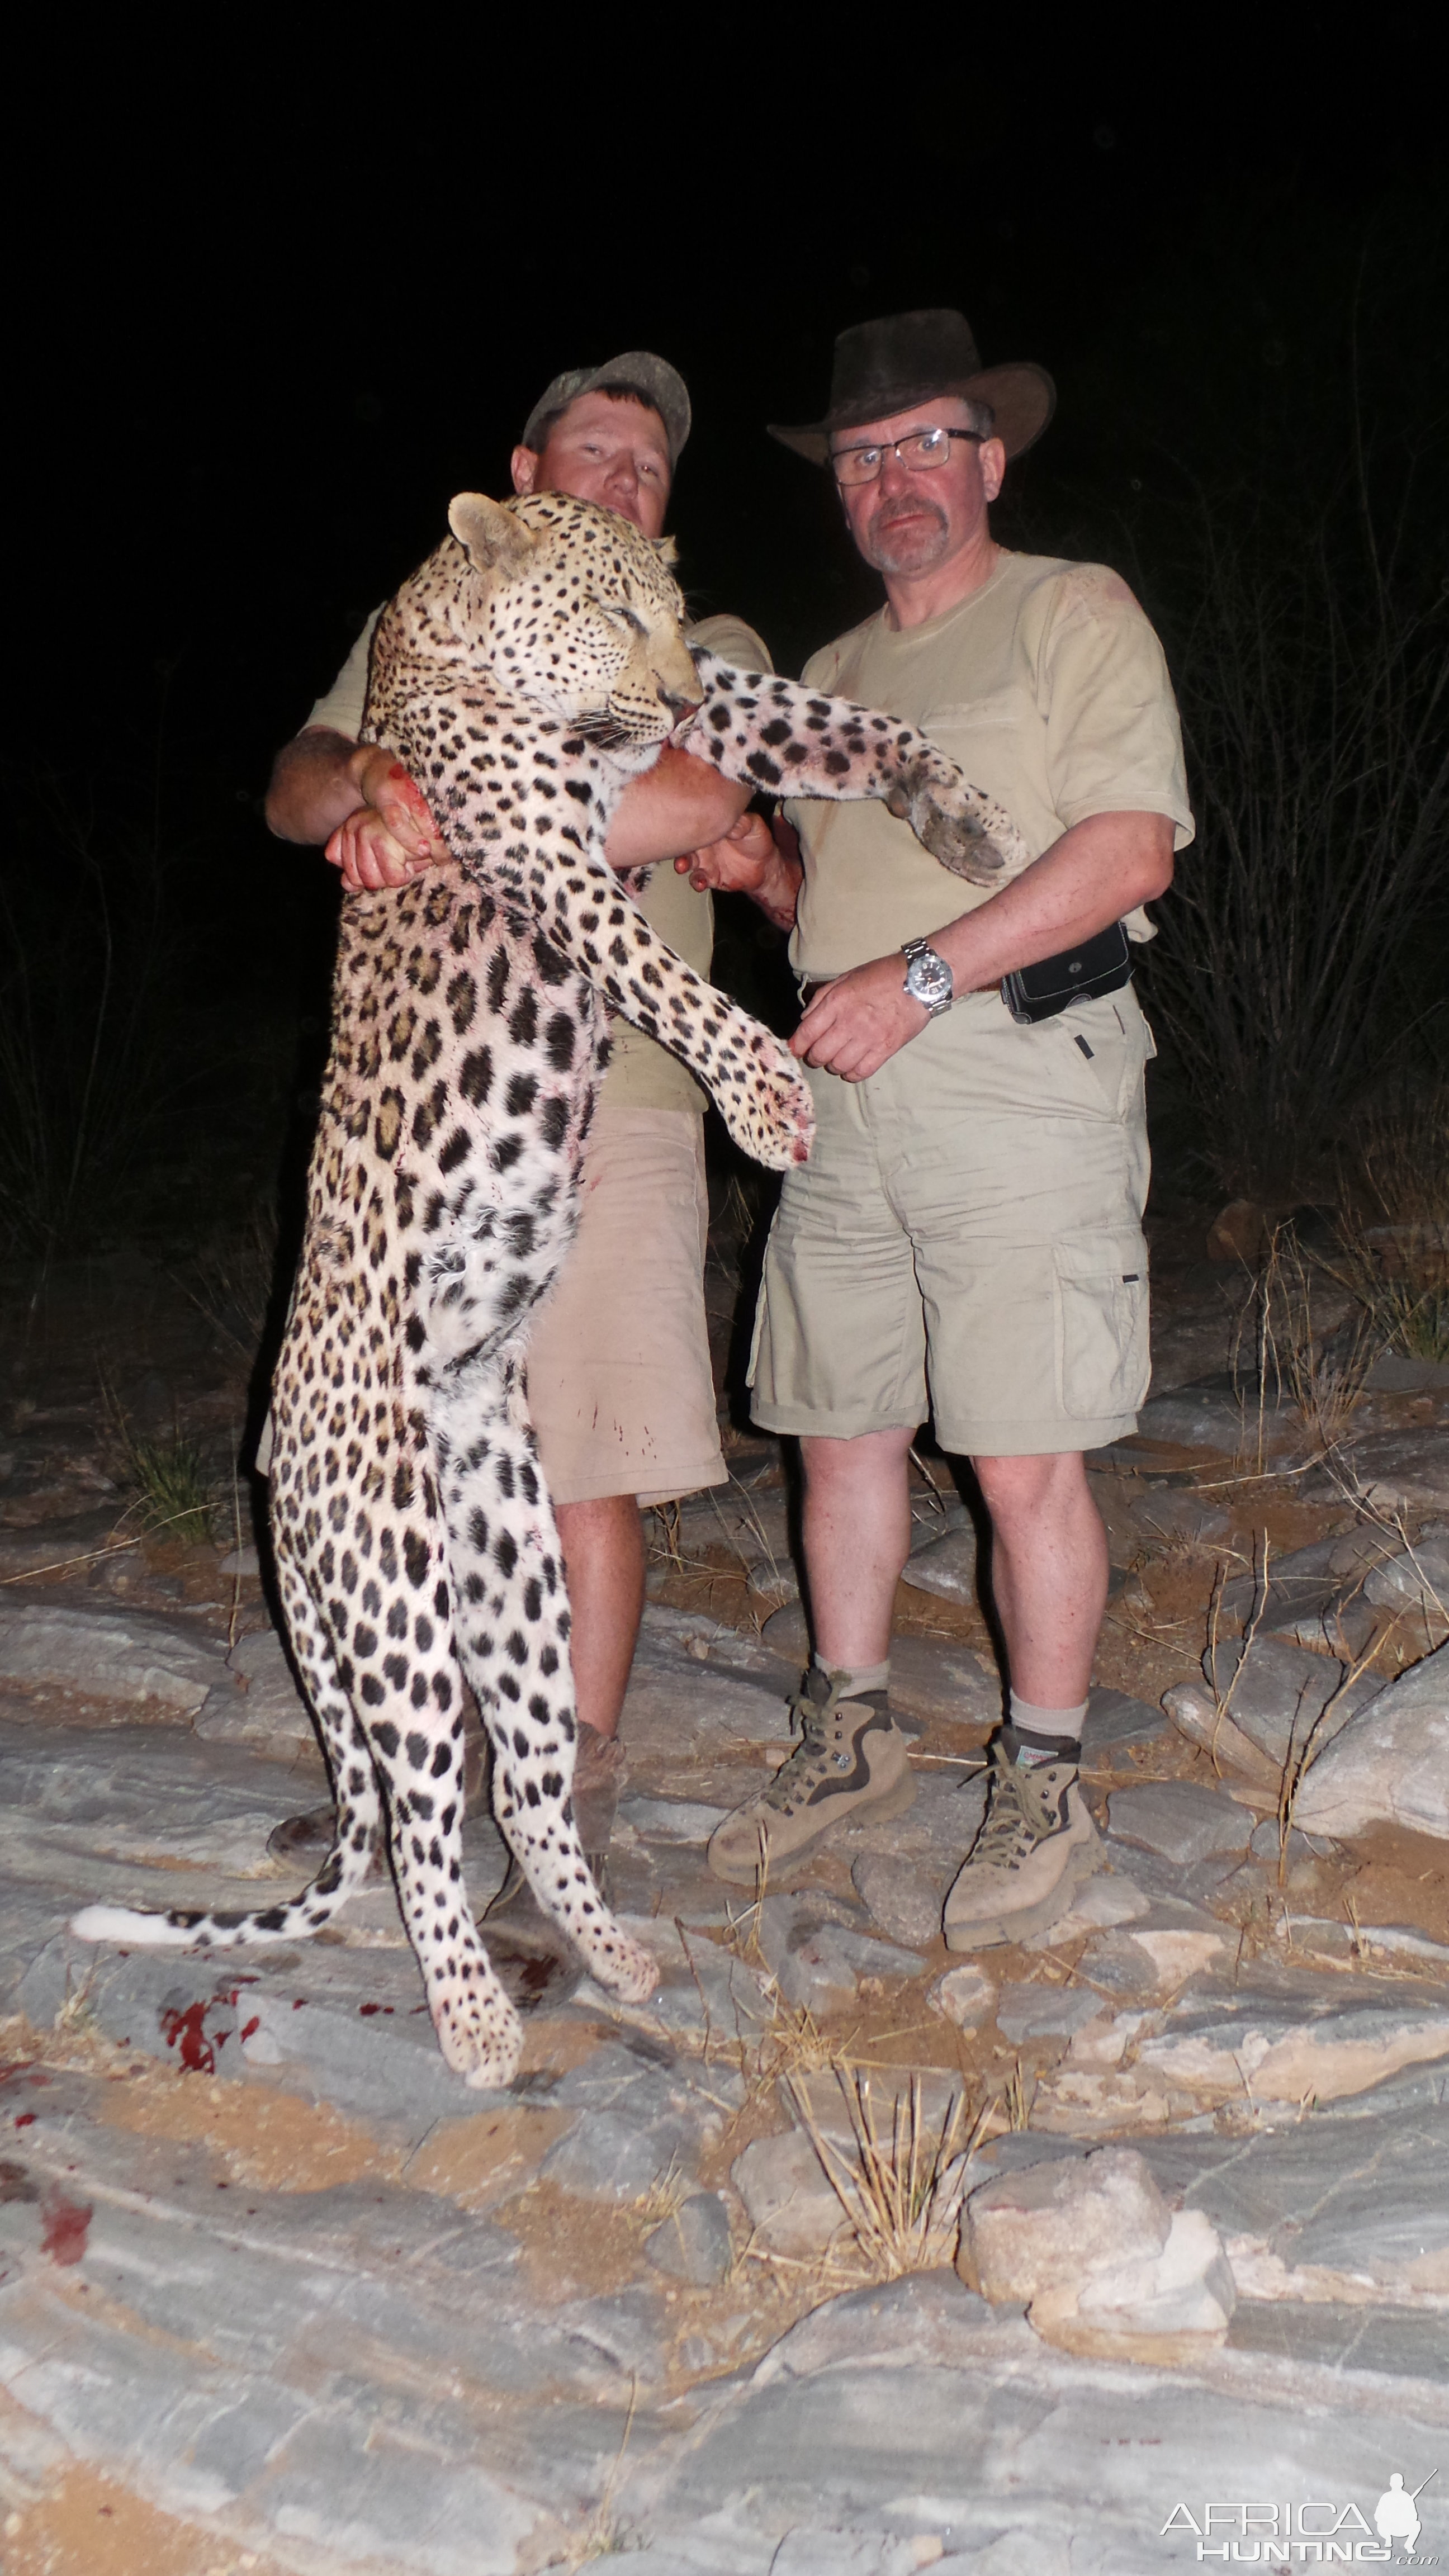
[830,425,983,488]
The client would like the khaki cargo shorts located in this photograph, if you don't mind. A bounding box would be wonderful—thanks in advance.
[257,1106,725,1510]
[749,986,1154,1458]
[527,1105,726,1508]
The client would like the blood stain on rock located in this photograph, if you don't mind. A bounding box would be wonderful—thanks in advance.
[160,1999,217,2073]
[40,2187,92,2264]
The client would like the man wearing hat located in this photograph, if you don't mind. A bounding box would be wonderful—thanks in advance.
[703,311,1194,1950]
[266,353,774,1925]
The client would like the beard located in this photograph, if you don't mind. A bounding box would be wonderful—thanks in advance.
[859,490,951,575]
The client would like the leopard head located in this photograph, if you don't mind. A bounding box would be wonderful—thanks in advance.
[445,491,702,751]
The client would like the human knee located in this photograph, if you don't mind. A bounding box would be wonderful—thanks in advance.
[973,1448,1088,1531]
[801,1426,913,1499]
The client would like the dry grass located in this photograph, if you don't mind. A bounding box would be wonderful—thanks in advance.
[100,1373,216,1545]
[556,2380,640,2568]
[786,2067,986,2283]
[1232,1222,1377,1457]
[1327,1214,1449,1368]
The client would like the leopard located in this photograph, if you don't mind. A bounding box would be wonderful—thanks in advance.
[73,490,1031,2091]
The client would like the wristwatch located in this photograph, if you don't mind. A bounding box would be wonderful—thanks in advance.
[901,937,954,1016]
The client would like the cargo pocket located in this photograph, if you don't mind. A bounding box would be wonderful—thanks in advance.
[1054,1230,1150,1419]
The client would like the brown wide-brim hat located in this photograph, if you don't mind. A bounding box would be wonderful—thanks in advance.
[769,307,1055,466]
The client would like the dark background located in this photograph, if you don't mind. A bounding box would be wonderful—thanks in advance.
[3,25,1445,1242]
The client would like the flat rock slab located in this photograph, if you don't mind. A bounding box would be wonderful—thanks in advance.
[196,1625,316,1750]
[0,1601,225,1713]
[1343,1426,1449,1513]
[1105,1781,1254,1867]
[0,1509,130,1579]
[1294,1640,1449,1840]
[732,2128,844,2256]
[1229,2296,1449,2378]
[898,1527,979,1604]
[754,1892,924,2013]
[1139,2099,1449,2296]
[1168,1633,1376,1787]
[844,1770,987,1872]
[886,1636,1000,1731]
[996,1983,1106,2043]
[1135,1381,1292,1452]
[0,2061,688,2570]
[634,2324,1448,2574]
[1130,1490,1232,1545]
[619,1794,726,1844]
[1217,1566,1377,1657]
[1075,1904,1232,1996]
[1083,1687,1170,1749]
[0,1716,314,1898]
[622,1620,793,1765]
[570,1916,773,2053]
[536,2040,727,2205]
[1134,1975,1449,2108]
[19,1928,516,2130]
[1365,1540,1449,1616]
[852,1852,947,1948]
[645,2190,733,2286]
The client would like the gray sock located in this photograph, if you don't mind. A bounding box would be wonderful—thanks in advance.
[815,1654,891,1699]
[1008,1690,1088,1767]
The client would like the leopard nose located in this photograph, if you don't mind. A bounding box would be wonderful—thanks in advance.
[660,683,703,720]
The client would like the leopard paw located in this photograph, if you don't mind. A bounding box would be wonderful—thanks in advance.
[590,1926,661,2007]
[430,1978,524,2090]
[714,1029,815,1172]
[894,758,1031,887]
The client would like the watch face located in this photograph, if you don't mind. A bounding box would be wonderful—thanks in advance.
[907,950,953,1007]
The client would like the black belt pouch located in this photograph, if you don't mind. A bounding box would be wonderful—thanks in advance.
[1000,921,1132,1026]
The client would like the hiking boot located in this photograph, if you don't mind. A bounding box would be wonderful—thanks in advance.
[483,1725,624,1943]
[943,1730,1099,1949]
[705,1667,915,1887]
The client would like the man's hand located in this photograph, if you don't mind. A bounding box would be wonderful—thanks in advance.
[674,812,803,930]
[673,809,778,895]
[326,750,447,893]
[792,953,929,1082]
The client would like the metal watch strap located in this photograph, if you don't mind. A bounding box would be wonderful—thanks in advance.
[902,937,954,1017]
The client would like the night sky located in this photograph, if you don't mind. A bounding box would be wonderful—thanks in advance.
[6,29,1442,923]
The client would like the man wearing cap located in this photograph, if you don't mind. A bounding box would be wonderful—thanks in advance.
[265,353,774,1926]
[702,311,1193,1950]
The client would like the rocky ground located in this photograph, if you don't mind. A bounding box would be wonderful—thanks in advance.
[3,1233,1449,2574]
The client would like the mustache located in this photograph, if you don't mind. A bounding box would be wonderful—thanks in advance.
[873,490,949,532]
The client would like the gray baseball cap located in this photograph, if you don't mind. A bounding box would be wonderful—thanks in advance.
[520,350,692,467]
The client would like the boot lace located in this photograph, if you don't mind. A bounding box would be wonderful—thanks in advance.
[970,1743,1054,1867]
[757,1678,840,1817]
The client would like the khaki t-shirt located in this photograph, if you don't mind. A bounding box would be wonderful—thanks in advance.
[305,608,771,1113]
[784,552,1193,981]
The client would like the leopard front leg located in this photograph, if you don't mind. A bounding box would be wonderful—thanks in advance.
[683,652,1034,887]
[460,840,815,1173]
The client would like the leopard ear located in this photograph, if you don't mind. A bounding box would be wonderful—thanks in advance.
[448,493,538,574]
[649,533,680,570]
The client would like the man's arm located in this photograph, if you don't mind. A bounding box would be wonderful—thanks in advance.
[607,747,752,868]
[793,811,1175,1083]
[266,728,446,890]
[267,723,755,892]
